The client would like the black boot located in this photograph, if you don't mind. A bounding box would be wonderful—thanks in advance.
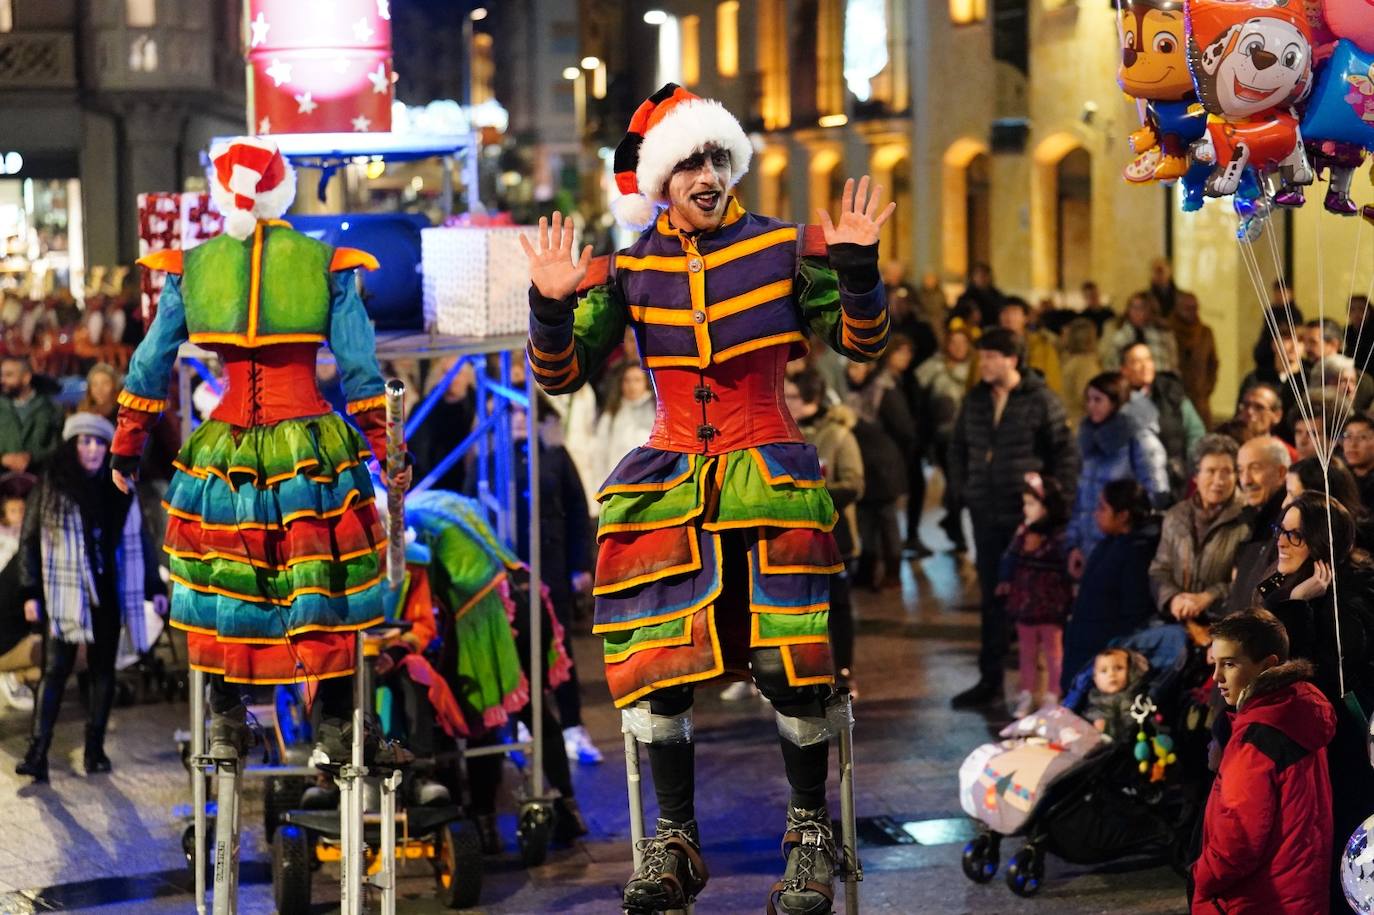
[951,678,1002,709]
[15,737,48,783]
[83,733,112,774]
[623,818,708,913]
[553,795,589,844]
[768,806,837,915]
[474,813,501,855]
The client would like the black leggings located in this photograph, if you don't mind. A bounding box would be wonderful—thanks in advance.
[645,646,832,824]
[32,604,121,752]
[466,701,575,815]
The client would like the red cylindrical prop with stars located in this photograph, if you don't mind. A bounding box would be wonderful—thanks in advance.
[246,0,393,135]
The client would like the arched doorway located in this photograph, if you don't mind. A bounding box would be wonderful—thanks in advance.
[941,138,991,282]
[870,141,911,267]
[1031,132,1091,293]
[809,145,843,223]
[758,147,790,221]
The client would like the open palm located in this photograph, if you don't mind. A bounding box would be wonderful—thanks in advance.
[817,176,895,247]
[519,211,592,302]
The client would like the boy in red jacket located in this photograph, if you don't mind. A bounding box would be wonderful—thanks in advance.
[1193,608,1336,914]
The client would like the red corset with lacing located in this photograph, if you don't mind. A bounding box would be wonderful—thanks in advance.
[646,345,802,454]
[208,342,332,426]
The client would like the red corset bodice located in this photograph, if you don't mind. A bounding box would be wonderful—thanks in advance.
[208,342,332,427]
[646,345,802,454]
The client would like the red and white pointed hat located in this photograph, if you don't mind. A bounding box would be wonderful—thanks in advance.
[610,83,753,231]
[208,136,297,240]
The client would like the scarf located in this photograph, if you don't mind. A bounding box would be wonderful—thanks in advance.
[40,489,145,645]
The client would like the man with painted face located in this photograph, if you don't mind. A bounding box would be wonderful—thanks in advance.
[523,84,891,915]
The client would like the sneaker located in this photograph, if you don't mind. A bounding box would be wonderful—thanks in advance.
[0,673,33,712]
[721,680,760,701]
[1011,690,1035,719]
[562,725,603,766]
[412,776,452,807]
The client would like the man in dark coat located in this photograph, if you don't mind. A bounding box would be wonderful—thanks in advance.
[948,328,1077,707]
[1221,436,1290,618]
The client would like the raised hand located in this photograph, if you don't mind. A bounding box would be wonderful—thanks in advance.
[816,176,896,248]
[519,211,593,303]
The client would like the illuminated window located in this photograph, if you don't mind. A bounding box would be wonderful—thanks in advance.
[0,0,12,33]
[126,0,156,28]
[757,0,790,129]
[129,34,158,71]
[681,14,700,86]
[717,1,739,78]
[950,0,986,25]
[471,32,494,104]
[816,0,845,117]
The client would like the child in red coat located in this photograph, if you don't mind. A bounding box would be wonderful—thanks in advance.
[1192,609,1335,914]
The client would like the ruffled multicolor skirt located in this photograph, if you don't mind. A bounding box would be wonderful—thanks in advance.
[593,443,842,707]
[162,413,386,683]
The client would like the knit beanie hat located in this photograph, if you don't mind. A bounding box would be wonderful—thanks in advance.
[63,411,115,443]
[610,82,753,231]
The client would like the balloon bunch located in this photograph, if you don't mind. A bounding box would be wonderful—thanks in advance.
[1117,0,1374,238]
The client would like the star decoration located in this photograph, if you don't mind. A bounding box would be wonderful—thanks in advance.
[264,58,292,87]
[353,17,375,42]
[376,0,390,20]
[367,62,390,94]
[258,116,271,135]
[352,115,372,132]
[249,11,270,48]
[295,92,317,114]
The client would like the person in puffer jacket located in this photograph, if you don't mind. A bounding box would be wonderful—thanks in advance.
[1192,609,1335,915]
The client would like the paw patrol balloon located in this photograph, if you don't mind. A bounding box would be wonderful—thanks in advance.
[1185,0,1317,204]
[1119,0,1210,183]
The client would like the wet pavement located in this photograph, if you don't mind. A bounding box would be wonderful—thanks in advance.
[0,516,1189,914]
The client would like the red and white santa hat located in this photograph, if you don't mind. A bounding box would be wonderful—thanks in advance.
[610,83,753,231]
[208,136,297,240]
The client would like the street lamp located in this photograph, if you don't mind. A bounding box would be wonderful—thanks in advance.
[470,7,487,21]
[565,66,589,207]
[643,9,667,24]
[580,55,600,70]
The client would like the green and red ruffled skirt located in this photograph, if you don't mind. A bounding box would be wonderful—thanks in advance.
[162,413,386,683]
[593,443,842,707]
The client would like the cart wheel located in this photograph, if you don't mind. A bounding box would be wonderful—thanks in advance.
[263,776,307,841]
[435,819,483,909]
[516,802,553,867]
[272,824,313,915]
[181,820,215,880]
[961,832,999,883]
[1006,846,1044,897]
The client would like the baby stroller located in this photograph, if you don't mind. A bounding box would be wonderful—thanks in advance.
[958,624,1207,897]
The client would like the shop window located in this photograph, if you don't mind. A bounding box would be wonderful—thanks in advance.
[129,34,158,71]
[126,0,156,28]
[0,0,12,34]
[950,0,986,25]
[681,14,700,86]
[717,1,739,78]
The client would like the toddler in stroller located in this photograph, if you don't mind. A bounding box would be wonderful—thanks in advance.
[959,624,1201,897]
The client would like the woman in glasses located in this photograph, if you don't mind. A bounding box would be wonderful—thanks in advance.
[1256,491,1374,908]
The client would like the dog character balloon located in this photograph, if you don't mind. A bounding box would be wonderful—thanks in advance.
[1120,0,1210,182]
[1300,1,1374,214]
[1185,0,1316,203]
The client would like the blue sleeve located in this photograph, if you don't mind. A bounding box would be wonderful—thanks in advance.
[327,268,386,412]
[120,276,189,409]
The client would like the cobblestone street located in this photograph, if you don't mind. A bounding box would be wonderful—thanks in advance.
[0,529,1188,914]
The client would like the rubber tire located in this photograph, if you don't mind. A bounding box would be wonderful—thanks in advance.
[181,822,214,881]
[435,819,483,909]
[961,833,998,883]
[263,776,307,841]
[272,824,313,915]
[517,803,552,867]
[1006,846,1044,897]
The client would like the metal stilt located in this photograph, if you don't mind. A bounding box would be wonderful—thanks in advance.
[833,689,862,913]
[190,669,208,915]
[621,708,694,915]
[211,757,241,914]
[339,630,369,915]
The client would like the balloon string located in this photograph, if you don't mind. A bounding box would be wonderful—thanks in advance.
[1323,459,1347,700]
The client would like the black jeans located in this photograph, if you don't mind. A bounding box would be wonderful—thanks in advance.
[972,521,1018,683]
[32,603,121,753]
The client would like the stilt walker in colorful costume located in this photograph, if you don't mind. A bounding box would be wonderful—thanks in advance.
[110,136,411,766]
[522,84,892,914]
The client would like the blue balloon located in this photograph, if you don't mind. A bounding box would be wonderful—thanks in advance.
[1301,40,1374,151]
